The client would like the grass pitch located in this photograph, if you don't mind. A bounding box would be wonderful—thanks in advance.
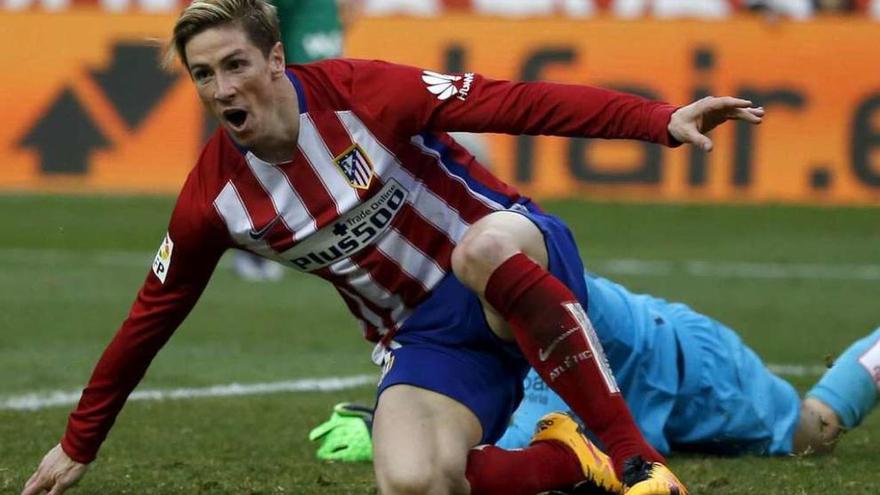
[0,194,878,494]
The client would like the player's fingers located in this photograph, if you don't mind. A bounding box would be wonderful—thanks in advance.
[729,107,763,124]
[24,470,40,489]
[708,96,753,110]
[701,137,714,152]
[681,128,713,152]
[46,478,75,495]
[20,475,48,495]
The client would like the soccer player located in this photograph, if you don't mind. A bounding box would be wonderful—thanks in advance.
[20,0,764,493]
[310,273,880,463]
[231,0,351,281]
[497,273,879,457]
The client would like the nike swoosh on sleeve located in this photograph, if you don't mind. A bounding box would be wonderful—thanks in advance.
[248,215,282,240]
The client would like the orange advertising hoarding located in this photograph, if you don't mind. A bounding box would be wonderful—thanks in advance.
[347,16,880,205]
[3,13,880,204]
[2,13,197,194]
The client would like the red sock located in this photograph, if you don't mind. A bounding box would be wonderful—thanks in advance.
[484,253,663,476]
[465,443,584,495]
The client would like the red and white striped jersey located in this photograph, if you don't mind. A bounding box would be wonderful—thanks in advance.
[62,58,677,463]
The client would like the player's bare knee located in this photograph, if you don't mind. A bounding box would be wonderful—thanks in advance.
[436,451,472,495]
[375,467,430,495]
[373,448,444,495]
[792,397,843,455]
[452,227,517,291]
[376,463,467,495]
[452,212,547,290]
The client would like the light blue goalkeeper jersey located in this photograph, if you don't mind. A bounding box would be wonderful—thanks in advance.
[498,272,801,456]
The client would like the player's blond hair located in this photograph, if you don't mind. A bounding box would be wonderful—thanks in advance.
[167,0,281,69]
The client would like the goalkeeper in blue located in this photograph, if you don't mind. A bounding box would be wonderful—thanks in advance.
[313,271,879,470]
[496,272,879,458]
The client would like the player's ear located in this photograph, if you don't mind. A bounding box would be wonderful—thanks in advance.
[268,41,285,76]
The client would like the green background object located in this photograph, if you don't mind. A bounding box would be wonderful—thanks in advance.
[274,0,343,63]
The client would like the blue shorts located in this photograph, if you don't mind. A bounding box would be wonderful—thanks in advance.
[376,204,589,444]
[497,274,801,456]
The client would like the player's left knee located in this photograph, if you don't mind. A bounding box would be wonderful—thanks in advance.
[792,397,843,455]
[452,212,546,291]
[452,226,517,291]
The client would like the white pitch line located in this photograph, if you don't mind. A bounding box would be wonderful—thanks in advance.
[2,248,878,281]
[0,248,156,268]
[1,364,826,412]
[766,363,829,378]
[0,374,375,412]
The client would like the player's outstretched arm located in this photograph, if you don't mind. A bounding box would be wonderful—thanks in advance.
[21,444,88,495]
[668,96,764,152]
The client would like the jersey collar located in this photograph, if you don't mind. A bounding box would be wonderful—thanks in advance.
[285,67,307,114]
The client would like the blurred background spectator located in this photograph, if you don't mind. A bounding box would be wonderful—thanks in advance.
[742,0,814,19]
[612,0,733,18]
[361,0,441,16]
[3,0,880,18]
[469,0,597,17]
[814,0,855,12]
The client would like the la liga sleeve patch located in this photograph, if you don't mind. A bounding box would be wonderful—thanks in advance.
[152,233,174,284]
[858,339,880,390]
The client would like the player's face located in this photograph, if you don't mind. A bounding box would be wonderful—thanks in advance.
[184,24,285,148]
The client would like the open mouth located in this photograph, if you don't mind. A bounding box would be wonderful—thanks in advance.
[222,109,248,130]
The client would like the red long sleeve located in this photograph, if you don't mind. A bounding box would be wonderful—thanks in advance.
[301,59,680,147]
[61,165,229,463]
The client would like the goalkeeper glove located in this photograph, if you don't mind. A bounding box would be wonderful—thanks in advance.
[308,402,374,462]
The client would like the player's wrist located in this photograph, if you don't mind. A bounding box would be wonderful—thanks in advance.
[60,436,95,465]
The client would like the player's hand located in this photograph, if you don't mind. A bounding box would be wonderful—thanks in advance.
[622,456,688,495]
[668,96,764,152]
[21,444,88,495]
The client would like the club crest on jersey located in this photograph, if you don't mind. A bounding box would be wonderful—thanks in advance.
[152,233,174,284]
[334,143,374,190]
[858,339,880,387]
